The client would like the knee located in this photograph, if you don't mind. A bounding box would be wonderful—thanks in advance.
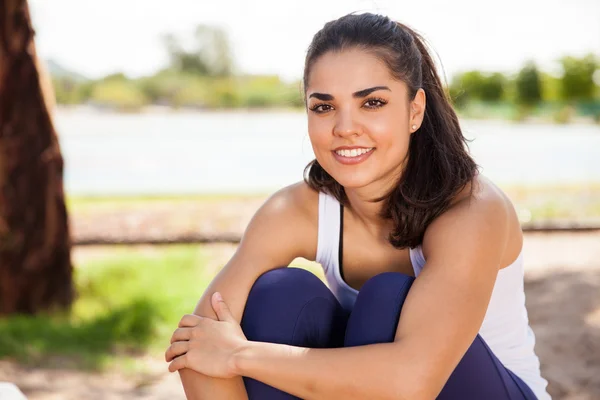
[344,273,415,347]
[359,272,414,301]
[249,267,324,297]
[242,267,334,326]
[241,267,345,346]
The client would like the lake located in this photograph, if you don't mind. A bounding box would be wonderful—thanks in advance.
[54,109,600,195]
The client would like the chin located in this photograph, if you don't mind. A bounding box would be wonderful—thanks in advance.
[331,173,376,190]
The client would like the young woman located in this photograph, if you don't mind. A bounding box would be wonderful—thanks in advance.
[165,13,551,399]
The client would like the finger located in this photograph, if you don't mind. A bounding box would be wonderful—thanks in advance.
[165,340,189,362]
[170,327,193,344]
[212,292,235,323]
[178,314,203,328]
[168,355,187,372]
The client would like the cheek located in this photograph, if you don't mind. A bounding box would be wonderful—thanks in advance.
[369,111,409,151]
[374,132,410,166]
[307,117,331,150]
[393,136,411,161]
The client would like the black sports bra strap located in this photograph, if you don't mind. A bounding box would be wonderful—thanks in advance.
[339,204,344,280]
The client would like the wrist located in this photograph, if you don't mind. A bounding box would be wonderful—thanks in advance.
[231,339,254,376]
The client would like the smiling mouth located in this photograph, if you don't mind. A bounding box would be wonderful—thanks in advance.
[334,147,374,158]
[331,147,375,166]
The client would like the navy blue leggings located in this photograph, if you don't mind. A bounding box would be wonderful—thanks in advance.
[240,267,538,399]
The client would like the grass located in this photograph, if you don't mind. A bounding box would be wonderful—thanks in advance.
[0,246,212,370]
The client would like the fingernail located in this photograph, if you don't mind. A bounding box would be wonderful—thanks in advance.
[215,292,222,301]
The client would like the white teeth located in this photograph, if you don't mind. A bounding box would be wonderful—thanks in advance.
[335,147,373,157]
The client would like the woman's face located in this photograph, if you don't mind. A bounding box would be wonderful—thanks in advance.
[305,48,425,194]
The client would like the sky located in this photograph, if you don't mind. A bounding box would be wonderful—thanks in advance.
[29,0,600,82]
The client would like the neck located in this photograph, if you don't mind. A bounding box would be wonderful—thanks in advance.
[344,177,397,241]
[341,157,407,240]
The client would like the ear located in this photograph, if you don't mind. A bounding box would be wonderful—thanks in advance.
[410,88,426,130]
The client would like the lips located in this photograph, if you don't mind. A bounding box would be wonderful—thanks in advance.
[331,147,375,165]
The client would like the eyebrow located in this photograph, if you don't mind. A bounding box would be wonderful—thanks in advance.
[308,86,391,101]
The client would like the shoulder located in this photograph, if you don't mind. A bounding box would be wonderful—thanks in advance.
[422,174,522,268]
[269,180,320,215]
[260,180,320,229]
[246,180,320,260]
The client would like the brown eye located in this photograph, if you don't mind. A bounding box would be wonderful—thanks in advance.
[364,98,387,109]
[309,104,333,113]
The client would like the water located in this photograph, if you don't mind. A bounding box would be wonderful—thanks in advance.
[55,109,600,195]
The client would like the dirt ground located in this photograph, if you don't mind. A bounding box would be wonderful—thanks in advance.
[1,232,599,399]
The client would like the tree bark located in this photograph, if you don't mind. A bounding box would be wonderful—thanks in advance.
[0,0,74,314]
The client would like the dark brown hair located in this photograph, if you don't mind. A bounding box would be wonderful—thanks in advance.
[302,13,478,249]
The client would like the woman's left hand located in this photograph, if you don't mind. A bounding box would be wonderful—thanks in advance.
[165,292,247,378]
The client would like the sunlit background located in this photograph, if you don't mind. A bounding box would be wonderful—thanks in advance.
[0,1,599,399]
[29,0,600,194]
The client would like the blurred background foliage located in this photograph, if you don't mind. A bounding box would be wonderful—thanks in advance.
[50,24,599,123]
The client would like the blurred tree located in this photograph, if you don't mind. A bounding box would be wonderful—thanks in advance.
[52,77,80,105]
[163,24,234,77]
[449,71,507,104]
[559,54,598,102]
[450,70,485,104]
[90,80,148,112]
[52,77,94,105]
[163,33,209,75]
[194,25,234,77]
[0,0,74,314]
[479,72,506,102]
[515,61,543,106]
[99,72,130,82]
[138,69,182,104]
[540,72,561,102]
[448,79,469,108]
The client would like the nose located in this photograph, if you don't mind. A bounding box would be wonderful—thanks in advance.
[333,108,361,138]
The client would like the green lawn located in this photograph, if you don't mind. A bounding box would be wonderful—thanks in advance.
[0,246,213,370]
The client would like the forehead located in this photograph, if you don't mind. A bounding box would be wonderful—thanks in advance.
[306,48,405,95]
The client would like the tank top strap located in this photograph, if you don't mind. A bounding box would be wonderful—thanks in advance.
[408,245,426,276]
[316,191,341,273]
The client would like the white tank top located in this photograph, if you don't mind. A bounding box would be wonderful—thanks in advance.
[315,191,551,399]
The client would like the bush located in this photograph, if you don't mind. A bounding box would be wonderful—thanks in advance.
[171,78,209,109]
[560,54,598,102]
[552,105,576,124]
[90,81,149,112]
[515,62,543,106]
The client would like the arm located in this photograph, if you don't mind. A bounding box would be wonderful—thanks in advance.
[177,182,317,399]
[228,188,513,400]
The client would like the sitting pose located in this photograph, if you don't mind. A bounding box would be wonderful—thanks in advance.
[165,13,551,399]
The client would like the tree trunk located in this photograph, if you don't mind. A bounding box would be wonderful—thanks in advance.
[0,0,74,314]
